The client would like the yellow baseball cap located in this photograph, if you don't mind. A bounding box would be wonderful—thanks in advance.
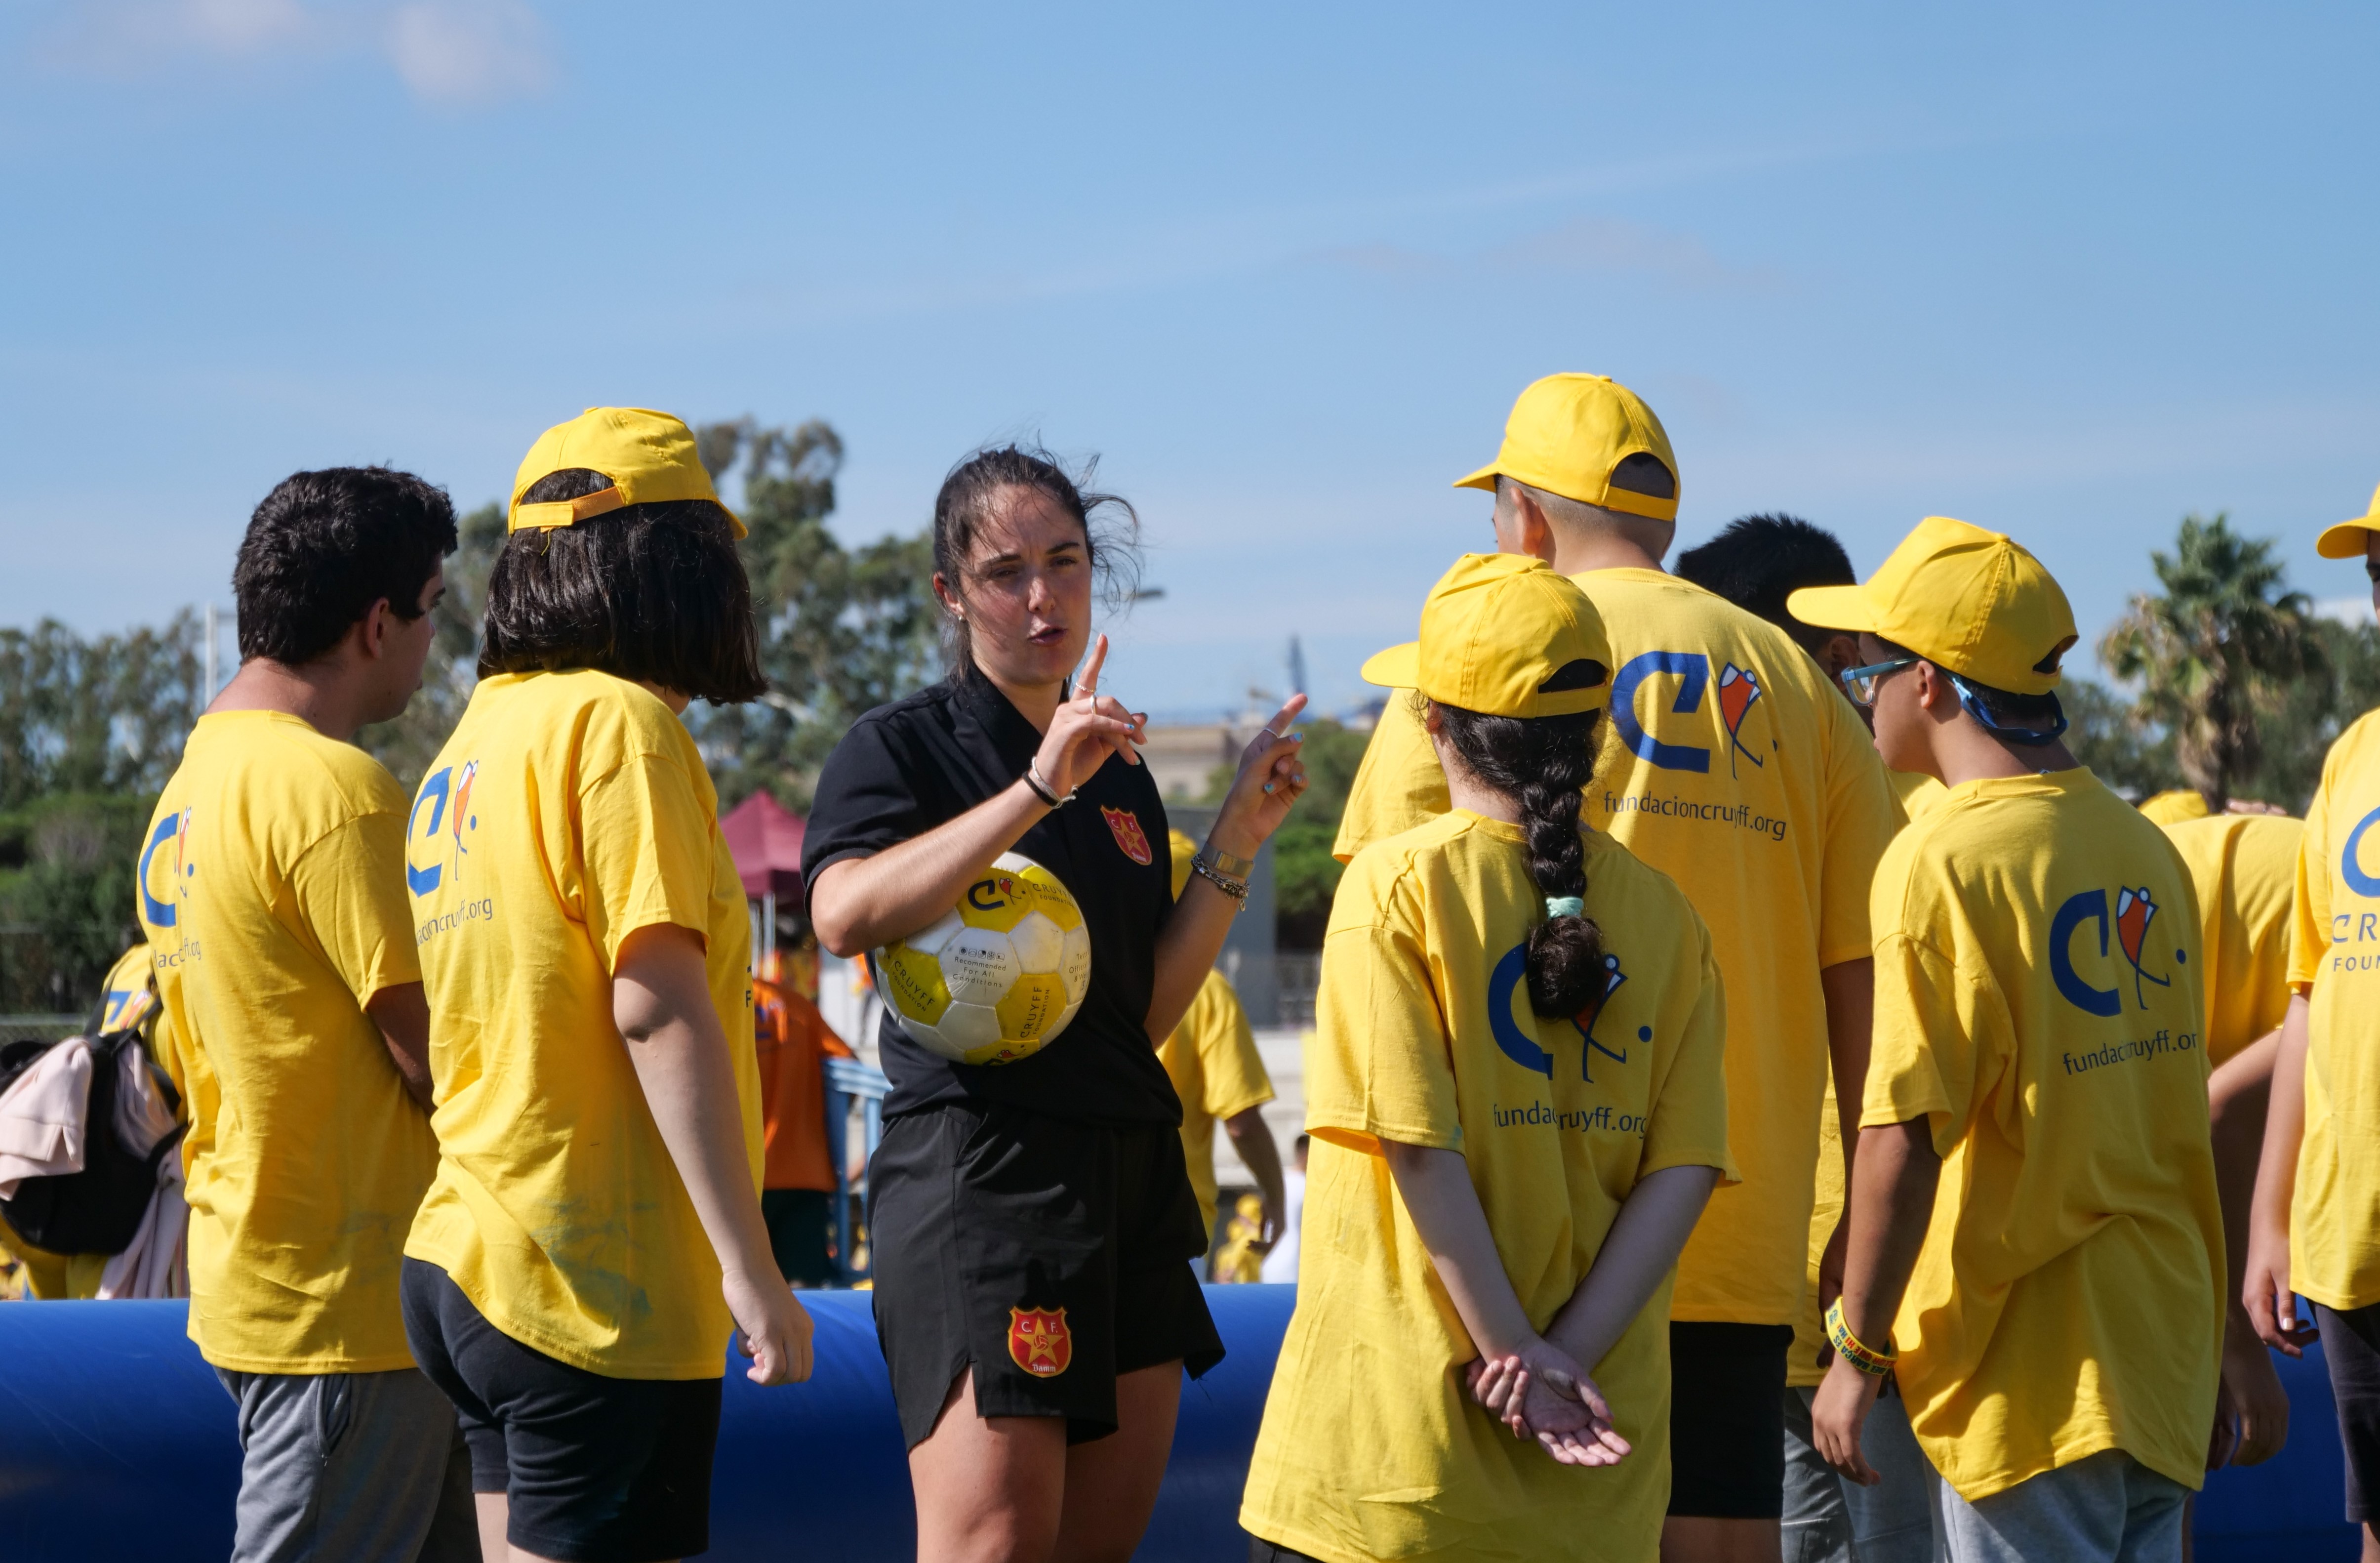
[2317,482,2380,560]
[1452,373,1679,523]
[1361,554,1612,718]
[1787,517,2078,697]
[508,407,744,537]
[1168,828,1197,901]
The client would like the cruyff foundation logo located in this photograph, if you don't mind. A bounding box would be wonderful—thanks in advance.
[2051,884,2181,1017]
[1715,663,1765,778]
[1490,941,1647,1081]
[1609,649,1772,778]
[139,807,195,929]
[406,762,480,897]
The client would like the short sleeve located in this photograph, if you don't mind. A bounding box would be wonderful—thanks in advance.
[1818,700,1897,968]
[1196,972,1273,1121]
[1305,903,1458,1155]
[578,753,721,970]
[1864,932,2001,1156]
[801,714,932,903]
[288,812,422,1005]
[2291,771,2333,990]
[1331,695,1450,865]
[1638,917,1736,1183]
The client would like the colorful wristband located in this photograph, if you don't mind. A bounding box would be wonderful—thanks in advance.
[1824,1299,1897,1377]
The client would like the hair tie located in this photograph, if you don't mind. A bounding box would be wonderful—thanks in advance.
[1544,896,1585,920]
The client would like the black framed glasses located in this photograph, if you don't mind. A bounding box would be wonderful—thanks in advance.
[1840,656,1921,708]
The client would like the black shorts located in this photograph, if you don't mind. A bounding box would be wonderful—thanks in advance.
[2319,1301,2380,1522]
[1667,1321,1794,1519]
[868,1100,1224,1448]
[401,1259,723,1563]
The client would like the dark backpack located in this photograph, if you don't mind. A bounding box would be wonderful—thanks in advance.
[0,1026,185,1256]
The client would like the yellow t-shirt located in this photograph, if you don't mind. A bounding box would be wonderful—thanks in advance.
[97,942,194,1114]
[2161,813,2300,1066]
[1889,766,1949,824]
[1157,968,1274,1235]
[1335,569,1896,1324]
[2286,710,2380,1311]
[403,670,761,1380]
[137,710,433,1373]
[1243,812,1733,1563]
[1863,767,2222,1500]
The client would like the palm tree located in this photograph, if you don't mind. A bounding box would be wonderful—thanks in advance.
[2099,514,2322,810]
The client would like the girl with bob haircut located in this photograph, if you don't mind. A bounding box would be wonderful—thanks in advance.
[1240,553,1734,1563]
[802,444,1310,1562]
[401,408,812,1563]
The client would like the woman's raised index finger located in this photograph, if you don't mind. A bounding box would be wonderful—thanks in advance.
[1076,633,1109,700]
[1261,692,1309,738]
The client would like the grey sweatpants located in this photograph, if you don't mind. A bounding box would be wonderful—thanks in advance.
[1934,1449,2186,1563]
[1783,1383,1942,1563]
[216,1366,477,1563]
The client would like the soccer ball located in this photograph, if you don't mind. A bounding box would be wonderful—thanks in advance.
[871,852,1093,1066]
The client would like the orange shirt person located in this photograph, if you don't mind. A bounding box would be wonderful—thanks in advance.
[754,953,854,1286]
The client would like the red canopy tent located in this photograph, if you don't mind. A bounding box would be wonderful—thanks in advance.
[721,790,806,904]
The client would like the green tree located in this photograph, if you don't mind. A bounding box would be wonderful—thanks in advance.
[691,419,941,808]
[2062,676,2182,800]
[1203,714,1375,950]
[0,614,204,1009]
[2247,616,2380,812]
[2098,514,2321,810]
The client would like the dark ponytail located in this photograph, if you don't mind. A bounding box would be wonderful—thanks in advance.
[1430,697,1607,1017]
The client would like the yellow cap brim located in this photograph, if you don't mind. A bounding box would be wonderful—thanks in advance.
[1784,584,1882,634]
[1360,643,1421,689]
[1448,462,1679,522]
[2318,520,2375,560]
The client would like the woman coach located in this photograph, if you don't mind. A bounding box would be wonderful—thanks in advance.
[803,445,1307,1563]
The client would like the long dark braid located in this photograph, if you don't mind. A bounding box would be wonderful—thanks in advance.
[1430,697,1606,1016]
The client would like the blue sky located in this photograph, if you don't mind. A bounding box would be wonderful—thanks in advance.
[4,0,2376,719]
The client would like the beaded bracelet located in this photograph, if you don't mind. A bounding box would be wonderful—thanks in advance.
[1824,1299,1897,1377]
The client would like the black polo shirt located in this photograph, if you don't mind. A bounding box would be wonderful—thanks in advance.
[801,670,1182,1127]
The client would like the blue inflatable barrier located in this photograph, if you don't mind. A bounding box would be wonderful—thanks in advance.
[0,1284,2354,1560]
[0,1286,1293,1563]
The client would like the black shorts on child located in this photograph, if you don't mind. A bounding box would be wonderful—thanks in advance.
[868,1099,1225,1448]
[1667,1320,1795,1519]
[401,1258,723,1563]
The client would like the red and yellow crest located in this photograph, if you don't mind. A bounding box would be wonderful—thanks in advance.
[1101,806,1153,866]
[1007,1306,1073,1378]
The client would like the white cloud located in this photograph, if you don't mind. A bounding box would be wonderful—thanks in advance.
[384,2,551,105]
[34,0,554,106]
[2316,596,2378,627]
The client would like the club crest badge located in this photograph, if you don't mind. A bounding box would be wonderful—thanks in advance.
[1102,806,1153,866]
[1716,663,1765,776]
[1008,1307,1073,1378]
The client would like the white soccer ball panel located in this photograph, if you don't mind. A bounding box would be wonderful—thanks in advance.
[941,926,1020,1005]
[905,908,966,956]
[936,1001,1003,1053]
[1059,924,1092,1003]
[1008,910,1064,973]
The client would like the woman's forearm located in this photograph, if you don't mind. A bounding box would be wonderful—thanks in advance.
[1147,876,1240,1041]
[615,926,775,1282]
[1382,1139,1538,1359]
[1543,1164,1719,1371]
[809,781,1051,957]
